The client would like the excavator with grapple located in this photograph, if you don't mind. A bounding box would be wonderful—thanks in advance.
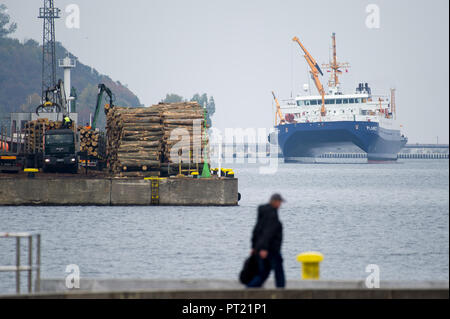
[78,84,112,170]
[92,84,114,130]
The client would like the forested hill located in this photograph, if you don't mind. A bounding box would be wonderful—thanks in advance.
[0,36,141,128]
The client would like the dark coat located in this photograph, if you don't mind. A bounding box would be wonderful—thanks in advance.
[251,204,283,253]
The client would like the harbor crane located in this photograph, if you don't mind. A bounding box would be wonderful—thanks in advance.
[292,36,327,117]
[272,91,285,126]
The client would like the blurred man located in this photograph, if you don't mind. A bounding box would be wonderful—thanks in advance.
[248,194,285,288]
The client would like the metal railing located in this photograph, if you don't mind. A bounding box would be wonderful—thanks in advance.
[0,232,41,294]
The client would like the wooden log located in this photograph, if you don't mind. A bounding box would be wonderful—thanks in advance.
[118,171,160,178]
[118,155,160,162]
[121,125,163,131]
[121,161,160,170]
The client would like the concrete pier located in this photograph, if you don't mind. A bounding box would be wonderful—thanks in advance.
[0,177,238,206]
[3,279,448,299]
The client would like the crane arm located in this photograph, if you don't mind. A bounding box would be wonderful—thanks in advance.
[56,79,67,116]
[304,58,325,96]
[92,84,113,130]
[35,79,67,116]
[292,36,326,116]
[292,37,323,76]
[272,91,285,125]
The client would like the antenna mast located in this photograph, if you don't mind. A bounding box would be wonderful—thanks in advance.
[38,0,60,103]
[322,33,350,92]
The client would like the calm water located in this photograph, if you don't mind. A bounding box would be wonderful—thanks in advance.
[0,160,448,293]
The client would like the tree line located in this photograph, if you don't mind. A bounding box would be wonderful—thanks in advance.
[162,93,216,127]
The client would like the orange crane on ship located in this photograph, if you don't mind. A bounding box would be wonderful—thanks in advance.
[292,36,327,117]
[272,91,285,126]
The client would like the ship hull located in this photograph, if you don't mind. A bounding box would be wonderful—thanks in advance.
[276,121,407,163]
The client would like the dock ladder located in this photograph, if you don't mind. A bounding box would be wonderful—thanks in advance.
[145,177,166,205]
[0,232,41,294]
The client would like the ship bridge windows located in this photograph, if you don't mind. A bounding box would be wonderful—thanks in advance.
[331,98,371,104]
[297,99,322,106]
[297,100,311,106]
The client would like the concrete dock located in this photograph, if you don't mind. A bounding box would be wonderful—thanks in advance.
[0,177,238,206]
[3,279,448,299]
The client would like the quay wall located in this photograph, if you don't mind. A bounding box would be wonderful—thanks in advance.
[0,178,239,206]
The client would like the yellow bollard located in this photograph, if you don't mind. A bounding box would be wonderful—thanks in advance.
[297,252,324,280]
[191,171,199,178]
[24,168,39,179]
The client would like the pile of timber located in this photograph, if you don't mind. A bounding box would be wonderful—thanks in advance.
[78,127,103,159]
[104,102,211,178]
[23,119,49,154]
[47,120,74,130]
[105,106,163,177]
[156,102,209,168]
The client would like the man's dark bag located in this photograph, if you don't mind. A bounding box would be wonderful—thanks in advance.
[239,254,259,285]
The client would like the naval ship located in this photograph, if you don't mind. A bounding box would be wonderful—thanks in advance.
[272,33,408,163]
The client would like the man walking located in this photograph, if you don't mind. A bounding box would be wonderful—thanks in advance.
[247,194,285,288]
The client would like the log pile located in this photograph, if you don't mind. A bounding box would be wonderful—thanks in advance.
[104,102,211,178]
[23,119,49,154]
[105,106,163,177]
[156,102,209,167]
[78,127,104,159]
[47,121,74,130]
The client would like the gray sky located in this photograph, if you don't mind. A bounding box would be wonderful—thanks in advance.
[3,0,449,143]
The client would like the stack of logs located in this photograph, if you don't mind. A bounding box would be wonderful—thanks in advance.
[156,102,209,175]
[104,102,210,177]
[23,119,49,154]
[78,127,103,158]
[47,121,74,130]
[105,105,163,177]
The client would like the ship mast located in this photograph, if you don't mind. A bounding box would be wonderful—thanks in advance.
[322,33,350,93]
[390,88,396,120]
